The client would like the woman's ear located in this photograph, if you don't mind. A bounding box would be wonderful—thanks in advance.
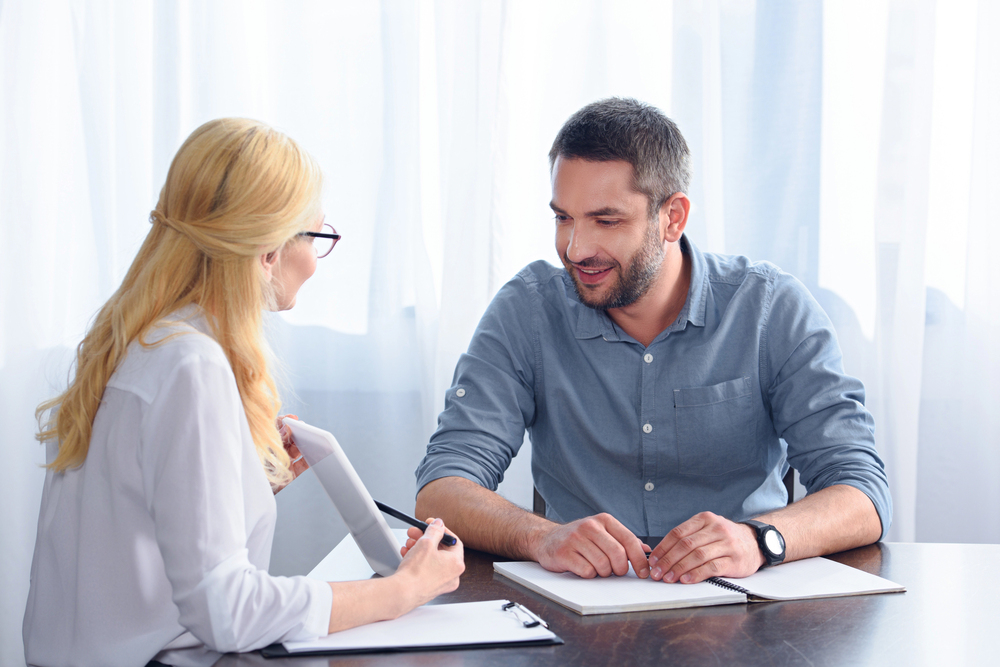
[260,250,278,281]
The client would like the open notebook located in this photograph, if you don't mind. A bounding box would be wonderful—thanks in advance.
[495,556,904,615]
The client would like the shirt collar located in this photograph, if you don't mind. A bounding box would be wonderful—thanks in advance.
[569,234,708,341]
[565,272,612,340]
[680,235,708,328]
[160,303,215,337]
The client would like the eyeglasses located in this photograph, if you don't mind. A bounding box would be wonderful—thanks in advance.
[299,223,341,258]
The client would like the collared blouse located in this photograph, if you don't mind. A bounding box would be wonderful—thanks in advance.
[24,309,332,667]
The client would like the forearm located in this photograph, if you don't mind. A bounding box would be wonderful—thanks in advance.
[755,484,882,561]
[415,476,551,559]
[326,576,413,634]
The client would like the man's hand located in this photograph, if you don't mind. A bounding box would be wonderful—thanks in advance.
[648,512,763,584]
[529,513,651,579]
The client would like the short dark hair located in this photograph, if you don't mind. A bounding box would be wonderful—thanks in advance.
[549,98,691,218]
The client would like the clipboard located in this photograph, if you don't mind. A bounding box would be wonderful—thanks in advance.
[259,599,562,657]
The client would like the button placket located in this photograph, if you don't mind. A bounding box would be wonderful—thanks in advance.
[639,346,657,515]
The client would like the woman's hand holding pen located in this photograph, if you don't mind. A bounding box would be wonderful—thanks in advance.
[326,519,465,633]
[395,519,465,606]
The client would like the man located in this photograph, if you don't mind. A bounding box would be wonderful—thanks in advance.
[415,98,890,584]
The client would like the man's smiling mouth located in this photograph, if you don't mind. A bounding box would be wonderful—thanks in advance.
[574,265,614,284]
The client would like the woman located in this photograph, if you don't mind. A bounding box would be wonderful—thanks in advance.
[23,119,464,667]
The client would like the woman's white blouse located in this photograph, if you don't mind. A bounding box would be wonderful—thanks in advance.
[23,313,333,667]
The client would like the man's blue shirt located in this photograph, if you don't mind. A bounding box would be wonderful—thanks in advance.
[415,238,891,538]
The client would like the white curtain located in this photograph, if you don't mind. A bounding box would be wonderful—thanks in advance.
[3,1,998,663]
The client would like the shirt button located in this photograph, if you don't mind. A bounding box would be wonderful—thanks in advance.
[456,388,466,397]
[645,482,655,491]
[644,353,653,363]
[642,423,652,434]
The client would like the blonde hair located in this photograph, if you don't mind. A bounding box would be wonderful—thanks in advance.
[36,118,322,487]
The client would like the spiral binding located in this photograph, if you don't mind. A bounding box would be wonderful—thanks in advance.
[707,577,751,595]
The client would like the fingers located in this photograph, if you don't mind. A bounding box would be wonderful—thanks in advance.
[648,513,706,566]
[276,414,300,433]
[654,540,728,583]
[559,552,604,579]
[404,520,462,554]
[648,513,761,584]
[603,518,651,578]
[289,455,309,479]
[423,519,464,553]
[419,518,445,544]
[650,515,718,582]
[399,531,419,557]
[566,536,615,578]
[396,519,466,603]
[276,416,301,448]
[536,514,643,579]
[568,516,623,578]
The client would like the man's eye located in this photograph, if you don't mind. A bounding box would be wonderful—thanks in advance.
[554,215,570,222]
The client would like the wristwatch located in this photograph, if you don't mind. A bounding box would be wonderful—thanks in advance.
[740,519,786,567]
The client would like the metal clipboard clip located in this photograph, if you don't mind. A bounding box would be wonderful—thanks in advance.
[502,600,549,629]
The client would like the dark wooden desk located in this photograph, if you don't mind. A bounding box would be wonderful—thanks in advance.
[218,541,999,666]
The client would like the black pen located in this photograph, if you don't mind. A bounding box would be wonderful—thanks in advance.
[374,500,458,547]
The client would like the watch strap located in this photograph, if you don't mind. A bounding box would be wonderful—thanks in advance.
[739,519,786,567]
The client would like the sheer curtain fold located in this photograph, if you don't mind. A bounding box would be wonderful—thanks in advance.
[429,0,506,414]
[4,2,999,665]
[915,0,1000,542]
[2,2,108,662]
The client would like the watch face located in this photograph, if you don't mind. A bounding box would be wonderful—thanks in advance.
[763,528,784,555]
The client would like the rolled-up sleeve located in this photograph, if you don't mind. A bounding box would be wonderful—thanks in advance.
[763,272,893,538]
[140,353,332,652]
[415,274,538,494]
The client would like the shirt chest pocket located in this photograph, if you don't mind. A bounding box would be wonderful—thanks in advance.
[673,377,757,476]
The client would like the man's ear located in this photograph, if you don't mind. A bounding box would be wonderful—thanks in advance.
[659,193,690,243]
[260,250,278,281]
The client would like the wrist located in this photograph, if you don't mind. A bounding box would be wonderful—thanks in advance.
[739,519,786,568]
[383,569,420,619]
[520,516,556,562]
[742,524,766,570]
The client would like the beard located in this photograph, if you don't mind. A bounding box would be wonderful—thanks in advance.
[563,222,665,310]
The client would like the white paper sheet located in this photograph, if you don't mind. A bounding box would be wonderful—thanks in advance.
[494,561,744,614]
[718,556,906,600]
[282,600,557,653]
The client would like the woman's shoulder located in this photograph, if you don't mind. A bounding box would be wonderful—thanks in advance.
[108,309,232,402]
